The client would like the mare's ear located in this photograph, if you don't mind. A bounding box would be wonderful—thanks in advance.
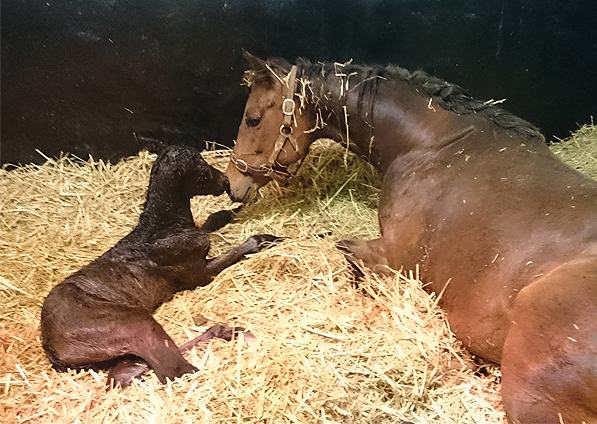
[242,49,267,71]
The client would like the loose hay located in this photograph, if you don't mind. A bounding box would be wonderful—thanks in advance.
[549,118,597,180]
[2,127,595,424]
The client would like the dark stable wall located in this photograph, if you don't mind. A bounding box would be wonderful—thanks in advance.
[1,0,596,166]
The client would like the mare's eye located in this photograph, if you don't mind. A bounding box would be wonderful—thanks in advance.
[246,117,261,127]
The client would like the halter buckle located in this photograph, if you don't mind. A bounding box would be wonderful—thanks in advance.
[282,98,295,116]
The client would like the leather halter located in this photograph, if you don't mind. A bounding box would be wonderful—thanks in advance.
[229,65,305,182]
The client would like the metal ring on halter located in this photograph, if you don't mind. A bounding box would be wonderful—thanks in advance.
[229,154,248,173]
[229,151,292,182]
[280,125,293,135]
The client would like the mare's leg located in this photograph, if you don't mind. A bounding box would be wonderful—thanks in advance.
[336,238,392,279]
[336,199,427,278]
[205,234,282,277]
[501,259,597,423]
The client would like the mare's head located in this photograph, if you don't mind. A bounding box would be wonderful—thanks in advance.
[226,52,315,202]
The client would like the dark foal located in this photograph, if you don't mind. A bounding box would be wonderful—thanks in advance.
[41,145,278,388]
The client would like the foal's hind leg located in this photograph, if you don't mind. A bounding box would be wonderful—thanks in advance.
[108,323,256,388]
[104,313,198,388]
[178,323,256,351]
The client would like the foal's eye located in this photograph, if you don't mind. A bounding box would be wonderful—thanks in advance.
[245,117,261,127]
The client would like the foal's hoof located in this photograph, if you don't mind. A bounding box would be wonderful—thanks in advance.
[178,323,258,352]
[202,323,257,343]
[251,234,285,250]
[200,206,242,232]
[107,358,151,390]
[106,358,199,390]
[153,361,199,385]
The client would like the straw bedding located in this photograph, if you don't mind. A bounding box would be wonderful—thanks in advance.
[549,118,597,180]
[1,123,595,424]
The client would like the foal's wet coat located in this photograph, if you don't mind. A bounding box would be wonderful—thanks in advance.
[226,53,597,423]
[41,145,278,387]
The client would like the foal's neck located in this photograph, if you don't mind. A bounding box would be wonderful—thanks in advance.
[137,188,195,235]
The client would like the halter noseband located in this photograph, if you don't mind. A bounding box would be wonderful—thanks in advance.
[229,65,305,182]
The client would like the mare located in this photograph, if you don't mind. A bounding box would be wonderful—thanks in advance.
[225,52,597,424]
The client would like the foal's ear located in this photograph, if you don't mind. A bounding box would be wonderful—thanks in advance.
[242,49,267,71]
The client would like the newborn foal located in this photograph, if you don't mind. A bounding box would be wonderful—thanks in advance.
[41,145,276,387]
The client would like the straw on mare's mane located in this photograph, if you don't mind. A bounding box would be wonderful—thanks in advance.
[245,58,545,142]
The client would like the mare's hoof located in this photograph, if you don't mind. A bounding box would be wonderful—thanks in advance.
[336,240,366,282]
[335,239,355,254]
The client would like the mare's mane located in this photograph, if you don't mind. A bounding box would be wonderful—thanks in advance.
[245,57,545,142]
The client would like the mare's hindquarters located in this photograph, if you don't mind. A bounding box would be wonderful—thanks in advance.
[501,256,597,423]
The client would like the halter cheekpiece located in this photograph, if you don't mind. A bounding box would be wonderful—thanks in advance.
[229,65,305,182]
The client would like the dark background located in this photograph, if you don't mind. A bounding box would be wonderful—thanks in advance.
[2,0,596,166]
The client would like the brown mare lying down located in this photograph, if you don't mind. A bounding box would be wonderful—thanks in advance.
[41,145,279,388]
[225,52,597,424]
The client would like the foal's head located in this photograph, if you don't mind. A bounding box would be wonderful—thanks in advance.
[149,145,228,201]
[226,52,314,203]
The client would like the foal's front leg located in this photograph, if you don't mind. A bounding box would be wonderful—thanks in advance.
[205,234,283,277]
[200,207,242,233]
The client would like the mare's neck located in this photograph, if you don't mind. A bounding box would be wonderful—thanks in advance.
[303,68,476,175]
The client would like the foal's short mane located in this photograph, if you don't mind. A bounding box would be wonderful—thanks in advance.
[246,57,545,142]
